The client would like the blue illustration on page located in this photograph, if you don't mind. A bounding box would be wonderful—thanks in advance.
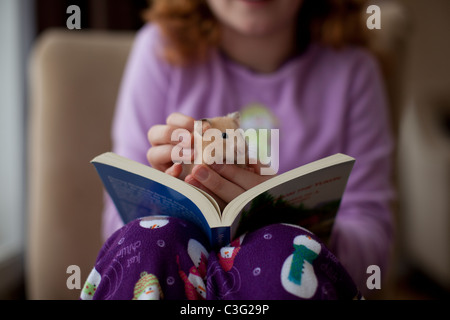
[94,163,215,243]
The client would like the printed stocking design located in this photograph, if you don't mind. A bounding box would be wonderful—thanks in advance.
[132,272,163,300]
[80,268,102,300]
[177,255,207,300]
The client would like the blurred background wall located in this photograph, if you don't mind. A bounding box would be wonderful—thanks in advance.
[0,0,34,300]
[396,0,450,296]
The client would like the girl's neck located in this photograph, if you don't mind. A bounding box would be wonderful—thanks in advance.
[219,26,297,74]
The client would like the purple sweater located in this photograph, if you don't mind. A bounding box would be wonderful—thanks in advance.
[103,24,395,292]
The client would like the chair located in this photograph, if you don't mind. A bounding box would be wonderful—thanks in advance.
[26,29,135,299]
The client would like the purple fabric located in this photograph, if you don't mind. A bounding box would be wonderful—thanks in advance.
[82,217,359,300]
[102,23,395,294]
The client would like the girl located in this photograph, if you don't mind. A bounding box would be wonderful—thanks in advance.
[91,0,394,299]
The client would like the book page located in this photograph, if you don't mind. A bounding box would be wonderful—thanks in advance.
[103,165,214,230]
[222,154,355,242]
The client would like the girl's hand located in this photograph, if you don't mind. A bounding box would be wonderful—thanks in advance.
[148,112,275,209]
[147,112,194,174]
[184,163,274,210]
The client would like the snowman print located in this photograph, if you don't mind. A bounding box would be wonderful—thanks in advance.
[139,216,169,229]
[132,272,163,300]
[80,268,101,300]
[280,234,321,299]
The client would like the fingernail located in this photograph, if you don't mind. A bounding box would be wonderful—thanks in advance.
[194,166,209,182]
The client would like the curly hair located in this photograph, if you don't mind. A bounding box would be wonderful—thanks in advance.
[144,0,369,66]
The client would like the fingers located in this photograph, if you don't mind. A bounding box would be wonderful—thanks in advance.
[148,124,193,147]
[184,174,228,210]
[148,112,194,146]
[146,144,174,172]
[147,112,195,172]
[166,112,195,132]
[187,164,275,205]
[165,163,183,178]
[209,163,272,190]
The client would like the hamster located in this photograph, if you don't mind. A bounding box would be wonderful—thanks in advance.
[178,112,250,180]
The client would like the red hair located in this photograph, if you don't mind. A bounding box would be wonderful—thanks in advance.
[145,0,369,66]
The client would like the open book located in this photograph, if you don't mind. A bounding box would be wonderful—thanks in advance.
[92,152,355,248]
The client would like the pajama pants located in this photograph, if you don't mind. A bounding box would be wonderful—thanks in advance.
[81,216,360,300]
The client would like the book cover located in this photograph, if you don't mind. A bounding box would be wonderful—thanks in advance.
[92,152,355,248]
